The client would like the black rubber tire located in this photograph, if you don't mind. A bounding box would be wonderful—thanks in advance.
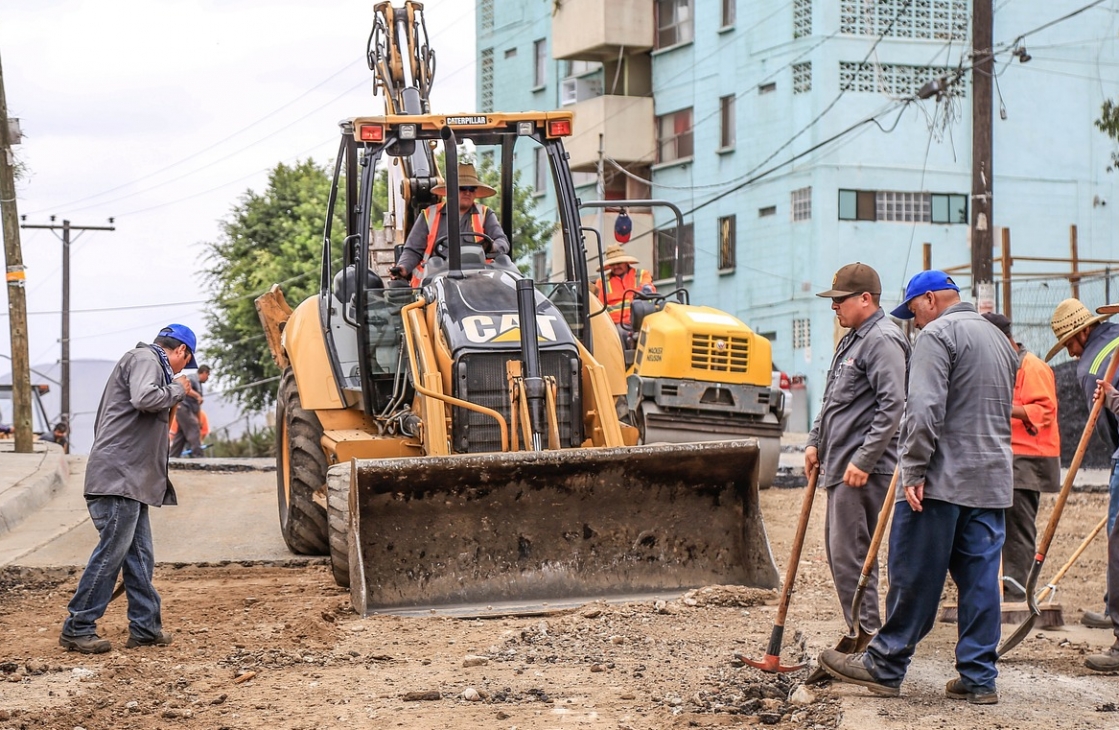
[326,464,351,588]
[275,368,329,555]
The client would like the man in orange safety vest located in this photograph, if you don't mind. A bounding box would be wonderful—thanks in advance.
[593,244,655,327]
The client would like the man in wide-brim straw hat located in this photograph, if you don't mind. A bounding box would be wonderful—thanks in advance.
[593,244,655,327]
[1047,297,1119,630]
[394,162,510,286]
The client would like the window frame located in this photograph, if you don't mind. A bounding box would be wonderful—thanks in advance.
[655,107,694,165]
[654,222,695,282]
[717,215,736,271]
[721,0,736,28]
[791,186,812,221]
[655,0,694,50]
[533,39,547,88]
[719,95,736,150]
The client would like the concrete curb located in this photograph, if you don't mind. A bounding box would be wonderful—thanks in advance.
[0,446,69,537]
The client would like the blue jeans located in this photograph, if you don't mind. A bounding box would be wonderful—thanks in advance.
[62,496,163,640]
[864,499,1004,692]
[1108,459,1119,535]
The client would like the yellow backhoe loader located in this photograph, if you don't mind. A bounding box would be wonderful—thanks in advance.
[255,2,778,615]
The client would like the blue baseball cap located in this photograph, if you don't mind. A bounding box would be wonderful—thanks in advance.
[158,324,198,368]
[890,270,960,319]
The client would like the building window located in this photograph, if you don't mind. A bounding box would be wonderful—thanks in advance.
[718,215,736,270]
[931,193,968,224]
[533,39,547,87]
[758,82,776,95]
[721,0,735,27]
[656,107,693,164]
[534,147,548,196]
[839,189,968,223]
[793,0,812,38]
[758,205,776,217]
[839,0,967,41]
[480,48,494,112]
[656,0,694,49]
[504,48,517,59]
[793,318,811,349]
[533,250,548,281]
[791,187,812,221]
[792,62,812,93]
[654,223,695,281]
[719,95,735,150]
[838,62,967,98]
[480,0,494,31]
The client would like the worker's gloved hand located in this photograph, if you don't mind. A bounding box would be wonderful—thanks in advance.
[389,265,407,281]
[641,285,654,295]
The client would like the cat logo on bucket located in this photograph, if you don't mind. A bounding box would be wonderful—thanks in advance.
[462,314,560,344]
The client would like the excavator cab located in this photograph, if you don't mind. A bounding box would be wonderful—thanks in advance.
[255,2,778,616]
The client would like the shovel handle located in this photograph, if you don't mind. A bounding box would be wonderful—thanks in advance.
[774,467,820,627]
[1035,514,1108,603]
[1035,343,1119,562]
[847,465,899,631]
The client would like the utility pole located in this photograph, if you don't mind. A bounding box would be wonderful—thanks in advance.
[0,50,33,452]
[20,219,114,431]
[971,0,995,312]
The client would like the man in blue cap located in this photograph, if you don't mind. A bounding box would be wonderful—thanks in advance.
[819,271,1017,705]
[59,324,197,654]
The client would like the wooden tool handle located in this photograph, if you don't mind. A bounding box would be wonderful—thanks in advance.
[1036,344,1119,559]
[1036,514,1108,603]
[860,465,900,576]
[774,467,819,625]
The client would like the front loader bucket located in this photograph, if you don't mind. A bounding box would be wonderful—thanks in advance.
[348,439,778,616]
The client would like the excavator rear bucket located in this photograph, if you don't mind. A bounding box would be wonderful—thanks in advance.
[348,439,779,616]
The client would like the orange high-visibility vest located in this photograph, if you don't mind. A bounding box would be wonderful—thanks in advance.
[410,202,489,287]
[596,267,654,324]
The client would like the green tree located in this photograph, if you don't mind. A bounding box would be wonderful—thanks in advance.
[1097,99,1119,170]
[202,159,344,411]
[472,152,556,271]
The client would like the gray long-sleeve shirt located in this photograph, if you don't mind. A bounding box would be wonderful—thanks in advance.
[84,344,186,507]
[397,202,510,276]
[899,302,1017,509]
[807,308,911,488]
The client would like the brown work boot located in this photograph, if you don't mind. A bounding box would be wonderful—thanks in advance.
[945,677,998,704]
[817,649,900,697]
[125,631,173,648]
[59,633,111,654]
[1081,610,1113,629]
[1085,642,1119,672]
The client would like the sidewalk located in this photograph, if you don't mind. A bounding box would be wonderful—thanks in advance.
[0,440,69,537]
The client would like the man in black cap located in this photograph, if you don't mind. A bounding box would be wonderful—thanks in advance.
[982,312,1060,602]
[806,262,910,669]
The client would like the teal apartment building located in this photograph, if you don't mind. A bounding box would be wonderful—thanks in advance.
[476,0,1119,425]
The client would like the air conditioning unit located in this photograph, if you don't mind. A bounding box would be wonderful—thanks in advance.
[560,76,603,107]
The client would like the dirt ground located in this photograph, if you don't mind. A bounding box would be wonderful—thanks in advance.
[1,487,1117,730]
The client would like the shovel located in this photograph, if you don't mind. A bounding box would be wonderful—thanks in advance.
[805,465,899,684]
[738,467,820,672]
[999,334,1119,657]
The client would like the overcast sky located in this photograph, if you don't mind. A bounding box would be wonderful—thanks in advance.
[0,0,476,384]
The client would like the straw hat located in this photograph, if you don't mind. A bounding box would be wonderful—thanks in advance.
[431,163,497,198]
[601,244,639,269]
[1045,298,1112,362]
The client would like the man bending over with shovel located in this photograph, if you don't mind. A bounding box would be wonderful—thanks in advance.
[818,271,1017,704]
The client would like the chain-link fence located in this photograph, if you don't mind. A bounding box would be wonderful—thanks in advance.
[998,270,1119,469]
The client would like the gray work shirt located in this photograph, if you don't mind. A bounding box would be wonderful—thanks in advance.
[179,371,202,415]
[84,344,186,507]
[397,202,510,276]
[899,302,1017,509]
[808,308,911,488]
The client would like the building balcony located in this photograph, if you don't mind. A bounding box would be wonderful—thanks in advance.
[565,95,654,172]
[552,0,653,61]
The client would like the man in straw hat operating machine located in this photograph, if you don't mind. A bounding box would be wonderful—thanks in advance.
[1047,298,1119,630]
[593,244,656,330]
[393,162,510,287]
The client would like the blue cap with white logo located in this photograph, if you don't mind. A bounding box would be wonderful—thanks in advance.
[890,270,960,319]
[158,324,198,368]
